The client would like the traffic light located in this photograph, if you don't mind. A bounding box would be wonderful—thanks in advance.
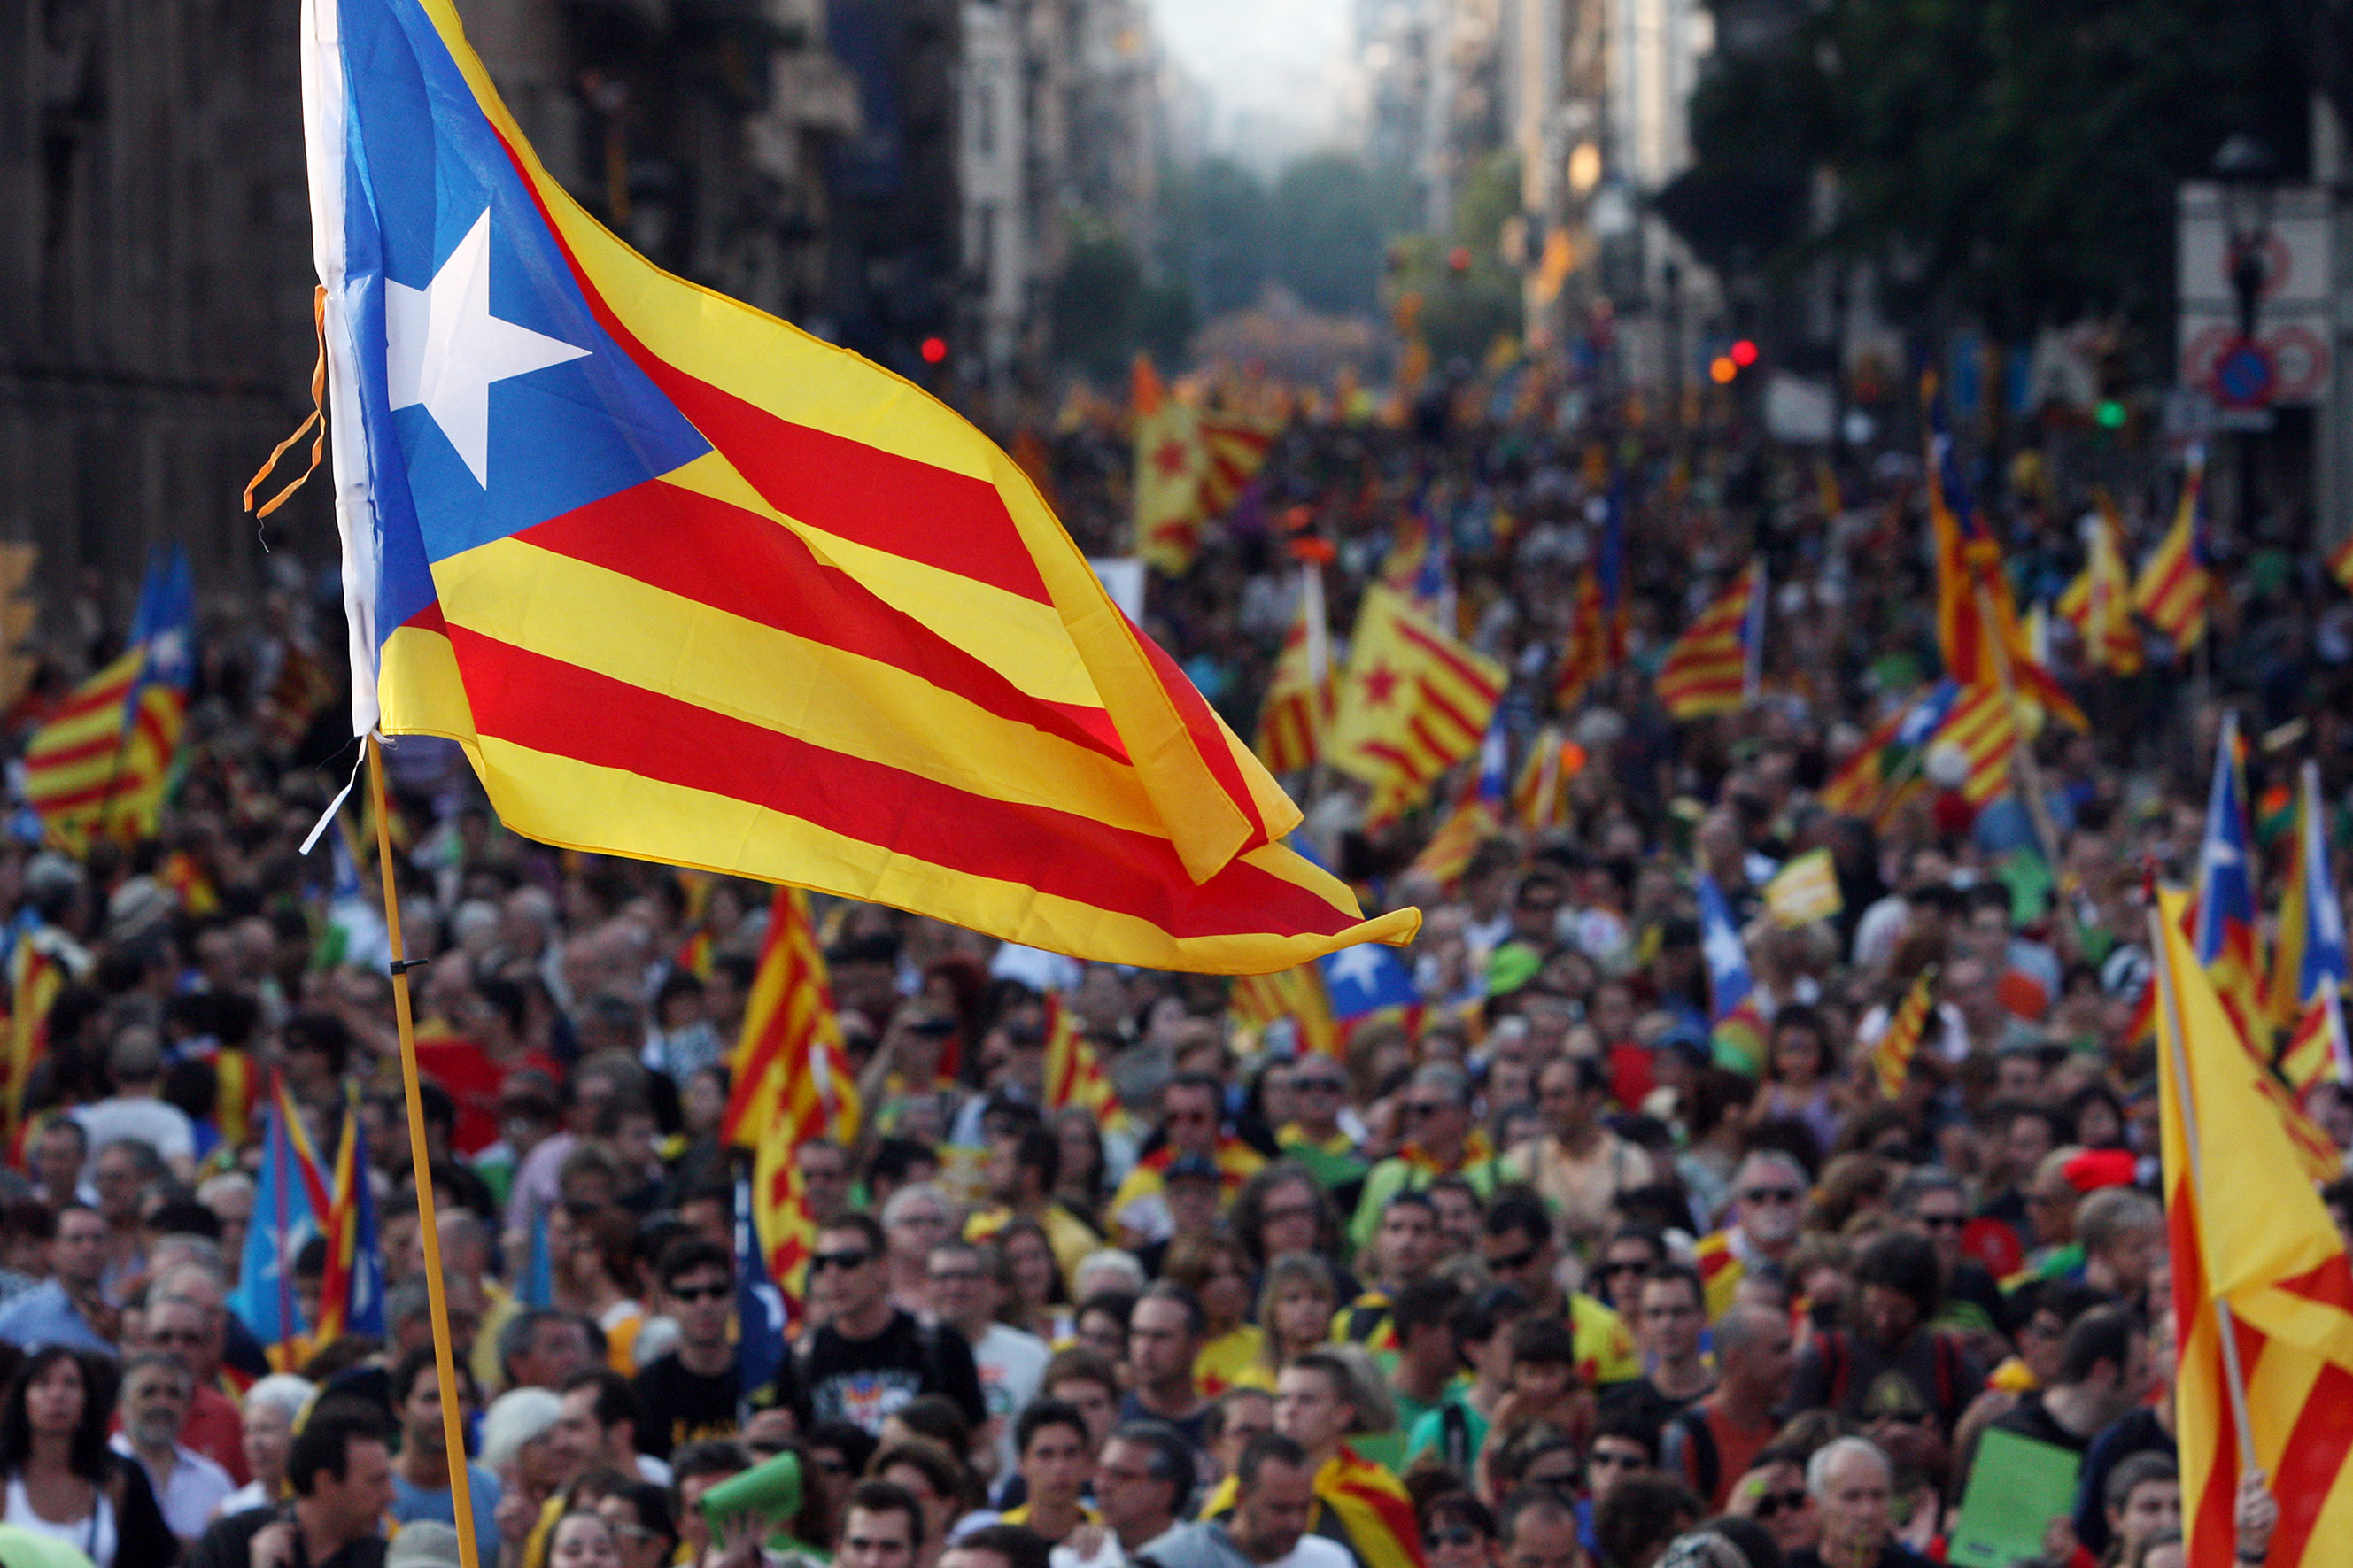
[919,336,948,366]
[1730,339,1759,367]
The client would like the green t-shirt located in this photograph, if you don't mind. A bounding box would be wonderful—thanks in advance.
[1404,1394,1489,1473]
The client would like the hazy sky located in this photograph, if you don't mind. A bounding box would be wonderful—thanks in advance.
[1149,0,1353,163]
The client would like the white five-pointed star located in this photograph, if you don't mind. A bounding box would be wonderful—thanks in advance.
[1325,945,1387,993]
[386,210,589,486]
[1704,918,1747,981]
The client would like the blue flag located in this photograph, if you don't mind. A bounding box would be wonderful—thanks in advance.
[228,1101,321,1350]
[342,1106,387,1338]
[521,1195,553,1309]
[733,1175,788,1408]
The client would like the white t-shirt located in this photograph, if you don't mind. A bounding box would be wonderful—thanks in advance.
[972,1322,1050,1478]
[1262,1536,1355,1568]
[74,1100,196,1175]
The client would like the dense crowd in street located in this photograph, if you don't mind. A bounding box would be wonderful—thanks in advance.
[0,381,2341,1568]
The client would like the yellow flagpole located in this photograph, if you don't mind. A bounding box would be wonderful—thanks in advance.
[368,735,483,1568]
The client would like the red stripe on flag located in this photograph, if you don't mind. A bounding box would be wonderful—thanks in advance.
[521,485,1128,762]
[485,130,1053,608]
[2263,1359,2353,1564]
[443,626,1362,941]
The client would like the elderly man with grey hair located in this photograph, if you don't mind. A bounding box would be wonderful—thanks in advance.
[1788,1437,1934,1568]
[1349,1062,1488,1255]
[1692,1150,1812,1318]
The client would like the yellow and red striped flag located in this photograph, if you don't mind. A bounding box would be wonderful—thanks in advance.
[1871,966,1938,1098]
[22,649,186,853]
[1134,356,1209,574]
[2156,884,2353,1568]
[1931,684,2020,807]
[1197,412,1277,522]
[1655,563,1763,720]
[1510,725,1575,831]
[1325,585,1505,827]
[1041,993,1125,1126]
[306,6,1409,977]
[1254,561,1334,775]
[2136,448,2211,651]
[725,889,862,1313]
[1,938,66,1138]
[2057,493,2145,675]
[1553,568,1611,711]
[1231,964,1340,1059]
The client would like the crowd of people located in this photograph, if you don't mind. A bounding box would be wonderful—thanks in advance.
[0,390,2344,1568]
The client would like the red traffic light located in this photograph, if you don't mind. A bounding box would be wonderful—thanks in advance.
[1447,245,1473,274]
[920,336,948,365]
[1730,339,1759,367]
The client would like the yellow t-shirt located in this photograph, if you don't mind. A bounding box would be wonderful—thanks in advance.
[1194,1325,1266,1395]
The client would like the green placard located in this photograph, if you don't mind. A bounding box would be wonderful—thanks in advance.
[1947,1427,2081,1568]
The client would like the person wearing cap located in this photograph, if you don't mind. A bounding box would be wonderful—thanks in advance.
[1106,1077,1265,1253]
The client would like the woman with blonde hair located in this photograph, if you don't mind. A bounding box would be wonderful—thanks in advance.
[1246,1252,1340,1387]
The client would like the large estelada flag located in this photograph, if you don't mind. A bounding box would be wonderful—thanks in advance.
[1655,562,1763,720]
[301,0,1410,974]
[23,547,194,852]
[2156,884,2353,1568]
[1324,585,1505,827]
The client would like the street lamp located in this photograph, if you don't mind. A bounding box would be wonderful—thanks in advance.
[2215,133,2277,340]
[2214,132,2276,546]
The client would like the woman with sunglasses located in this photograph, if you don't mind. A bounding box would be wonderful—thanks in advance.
[595,1479,677,1568]
[1724,1445,1817,1561]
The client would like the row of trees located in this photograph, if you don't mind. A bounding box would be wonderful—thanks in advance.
[1051,152,1417,382]
[1681,0,2309,349]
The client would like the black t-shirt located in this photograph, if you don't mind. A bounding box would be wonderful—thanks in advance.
[1118,1391,1212,1455]
[1599,1375,1707,1439]
[797,1309,986,1434]
[632,1352,744,1461]
[189,1505,388,1568]
[1990,1392,2094,1455]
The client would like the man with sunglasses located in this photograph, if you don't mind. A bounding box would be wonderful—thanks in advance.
[800,1212,987,1440]
[1272,1062,1365,1201]
[1691,1152,1809,1321]
[631,1237,805,1460]
[1480,1188,1640,1391]
[1347,1064,1495,1256]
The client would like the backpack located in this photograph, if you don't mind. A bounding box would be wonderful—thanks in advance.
[1665,1406,1723,1503]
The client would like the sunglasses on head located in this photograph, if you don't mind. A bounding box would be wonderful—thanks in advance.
[1754,1488,1808,1519]
[810,1249,873,1274]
